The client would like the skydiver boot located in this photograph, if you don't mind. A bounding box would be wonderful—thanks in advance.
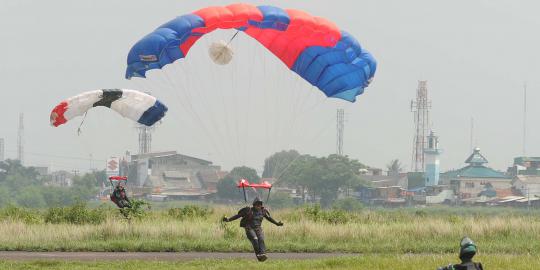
[257,253,267,262]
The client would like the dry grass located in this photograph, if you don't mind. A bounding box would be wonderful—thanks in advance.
[0,206,539,253]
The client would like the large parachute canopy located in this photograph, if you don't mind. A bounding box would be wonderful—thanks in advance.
[125,3,377,102]
[50,89,168,127]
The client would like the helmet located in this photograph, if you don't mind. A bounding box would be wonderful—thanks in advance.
[459,237,477,260]
[252,197,263,206]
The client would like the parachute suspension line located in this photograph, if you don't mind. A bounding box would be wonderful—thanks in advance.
[201,36,240,166]
[266,187,272,203]
[160,63,227,164]
[242,185,247,203]
[171,63,229,163]
[227,30,240,46]
[241,35,258,166]
[76,112,88,136]
[273,114,336,184]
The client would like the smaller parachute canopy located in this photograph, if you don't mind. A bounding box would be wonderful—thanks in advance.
[209,40,234,65]
[236,179,272,189]
[50,89,168,127]
[109,176,128,181]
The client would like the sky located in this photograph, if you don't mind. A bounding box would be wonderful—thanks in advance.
[0,0,539,174]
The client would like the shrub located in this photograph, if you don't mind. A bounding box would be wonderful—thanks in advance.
[0,205,42,224]
[168,205,213,220]
[302,204,350,224]
[119,199,151,220]
[44,202,106,224]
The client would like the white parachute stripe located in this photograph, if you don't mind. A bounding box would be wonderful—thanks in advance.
[64,90,102,121]
[110,89,157,122]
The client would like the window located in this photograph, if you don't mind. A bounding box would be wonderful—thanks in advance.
[465,183,474,188]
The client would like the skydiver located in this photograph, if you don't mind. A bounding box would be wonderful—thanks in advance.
[222,197,284,262]
[110,183,131,209]
[437,237,484,270]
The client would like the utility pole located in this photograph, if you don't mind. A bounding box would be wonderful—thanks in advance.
[336,109,345,156]
[523,83,527,156]
[0,138,4,162]
[17,113,24,165]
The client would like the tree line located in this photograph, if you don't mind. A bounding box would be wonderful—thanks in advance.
[0,159,104,208]
[217,150,369,207]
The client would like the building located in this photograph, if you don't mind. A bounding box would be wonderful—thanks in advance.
[513,175,540,198]
[424,131,442,186]
[442,148,512,200]
[508,157,540,176]
[46,170,74,187]
[126,151,226,199]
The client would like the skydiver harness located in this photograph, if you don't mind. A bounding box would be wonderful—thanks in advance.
[239,207,265,228]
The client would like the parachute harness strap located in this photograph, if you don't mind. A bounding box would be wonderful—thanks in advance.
[77,112,88,136]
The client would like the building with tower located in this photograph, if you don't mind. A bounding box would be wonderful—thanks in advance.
[441,148,512,200]
[424,131,442,186]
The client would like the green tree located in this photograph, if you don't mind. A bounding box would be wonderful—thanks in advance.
[386,159,403,176]
[217,166,260,200]
[262,150,301,178]
[281,154,367,207]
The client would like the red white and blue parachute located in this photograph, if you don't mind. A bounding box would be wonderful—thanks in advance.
[125,3,377,102]
[50,89,168,127]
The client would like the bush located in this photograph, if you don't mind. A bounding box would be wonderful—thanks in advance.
[119,199,151,220]
[168,205,213,220]
[332,198,364,212]
[44,202,106,225]
[302,204,350,224]
[0,205,42,224]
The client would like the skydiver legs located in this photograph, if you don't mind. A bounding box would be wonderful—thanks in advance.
[245,227,266,258]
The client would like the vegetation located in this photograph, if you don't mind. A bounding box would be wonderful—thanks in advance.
[280,154,368,207]
[217,166,260,201]
[1,254,540,270]
[0,159,105,208]
[0,205,539,254]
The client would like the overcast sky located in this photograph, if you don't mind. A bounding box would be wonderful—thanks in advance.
[0,0,539,173]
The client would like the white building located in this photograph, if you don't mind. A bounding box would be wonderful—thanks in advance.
[513,175,540,198]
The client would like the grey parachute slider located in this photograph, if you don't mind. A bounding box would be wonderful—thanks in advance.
[209,40,234,65]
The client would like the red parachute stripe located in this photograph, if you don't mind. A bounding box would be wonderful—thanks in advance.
[178,3,340,68]
[109,176,128,181]
[50,101,68,127]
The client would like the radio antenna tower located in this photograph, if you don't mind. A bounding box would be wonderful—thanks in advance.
[336,108,345,155]
[17,113,24,165]
[410,81,431,172]
[523,83,527,156]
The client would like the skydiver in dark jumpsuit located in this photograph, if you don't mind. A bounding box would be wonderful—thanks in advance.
[110,184,131,209]
[438,237,483,270]
[222,198,284,261]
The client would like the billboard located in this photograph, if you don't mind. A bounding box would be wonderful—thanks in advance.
[106,157,120,177]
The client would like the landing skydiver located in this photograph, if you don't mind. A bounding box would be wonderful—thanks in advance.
[437,237,484,270]
[222,197,283,262]
[110,183,131,209]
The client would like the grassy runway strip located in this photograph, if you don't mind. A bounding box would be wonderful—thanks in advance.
[1,254,539,270]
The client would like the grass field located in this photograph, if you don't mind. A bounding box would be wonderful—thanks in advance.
[1,254,540,270]
[0,204,539,254]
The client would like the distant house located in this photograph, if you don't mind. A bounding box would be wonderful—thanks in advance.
[513,175,540,198]
[442,148,512,200]
[46,170,74,187]
[126,151,223,199]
